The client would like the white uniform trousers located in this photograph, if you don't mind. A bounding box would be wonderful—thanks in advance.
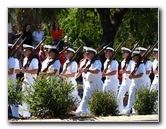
[67,77,81,108]
[117,78,131,114]
[19,78,34,118]
[10,104,19,118]
[9,80,19,118]
[144,75,151,88]
[76,79,103,114]
[150,76,159,91]
[123,79,145,114]
[103,77,119,98]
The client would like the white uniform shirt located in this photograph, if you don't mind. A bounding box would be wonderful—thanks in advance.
[41,58,61,76]
[63,60,78,74]
[62,60,78,86]
[144,60,152,76]
[13,58,20,80]
[41,58,49,71]
[121,59,134,79]
[130,63,145,83]
[8,57,15,80]
[23,57,38,83]
[104,59,118,79]
[79,58,88,78]
[85,60,102,81]
[32,30,44,44]
[153,59,158,77]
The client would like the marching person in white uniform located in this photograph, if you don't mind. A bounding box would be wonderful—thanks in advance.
[117,47,134,114]
[137,47,152,88]
[13,57,21,80]
[41,45,51,71]
[75,47,103,115]
[10,53,21,118]
[40,46,61,79]
[123,51,146,114]
[8,44,15,81]
[150,48,159,91]
[76,46,88,90]
[19,44,39,118]
[8,44,19,118]
[60,48,81,109]
[102,47,119,98]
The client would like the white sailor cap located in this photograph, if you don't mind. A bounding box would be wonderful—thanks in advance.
[43,45,51,51]
[131,51,140,57]
[137,47,147,51]
[47,45,56,51]
[23,44,34,51]
[104,46,114,52]
[121,47,131,52]
[67,48,76,53]
[86,47,97,54]
[47,45,56,49]
[47,45,59,54]
[8,43,14,48]
[153,48,158,52]
[44,45,51,49]
[83,46,88,50]
[83,46,88,52]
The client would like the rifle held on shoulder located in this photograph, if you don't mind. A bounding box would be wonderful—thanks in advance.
[80,43,106,69]
[41,45,70,72]
[8,34,23,58]
[11,37,26,57]
[103,41,124,73]
[86,42,112,69]
[96,43,106,52]
[122,41,140,70]
[131,42,158,75]
[142,42,158,64]
[23,37,46,69]
[61,44,84,75]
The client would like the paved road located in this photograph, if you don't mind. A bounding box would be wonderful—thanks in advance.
[9,114,159,122]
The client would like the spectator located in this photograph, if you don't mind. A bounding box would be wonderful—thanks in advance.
[38,43,46,66]
[51,21,64,51]
[22,23,33,46]
[12,24,23,43]
[32,24,45,47]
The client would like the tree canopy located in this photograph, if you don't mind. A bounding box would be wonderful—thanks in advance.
[8,8,158,50]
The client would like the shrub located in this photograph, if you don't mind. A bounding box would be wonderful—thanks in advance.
[87,90,119,116]
[133,87,158,115]
[24,76,76,117]
[8,79,23,105]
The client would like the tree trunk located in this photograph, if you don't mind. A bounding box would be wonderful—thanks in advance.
[97,8,115,47]
[97,8,128,47]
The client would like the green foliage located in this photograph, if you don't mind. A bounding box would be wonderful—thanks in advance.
[8,8,158,62]
[41,23,53,45]
[8,79,23,105]
[116,8,158,47]
[133,87,158,115]
[88,90,119,116]
[23,76,76,117]
[59,8,103,48]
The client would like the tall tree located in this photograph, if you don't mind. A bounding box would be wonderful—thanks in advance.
[8,8,158,49]
[97,8,128,47]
